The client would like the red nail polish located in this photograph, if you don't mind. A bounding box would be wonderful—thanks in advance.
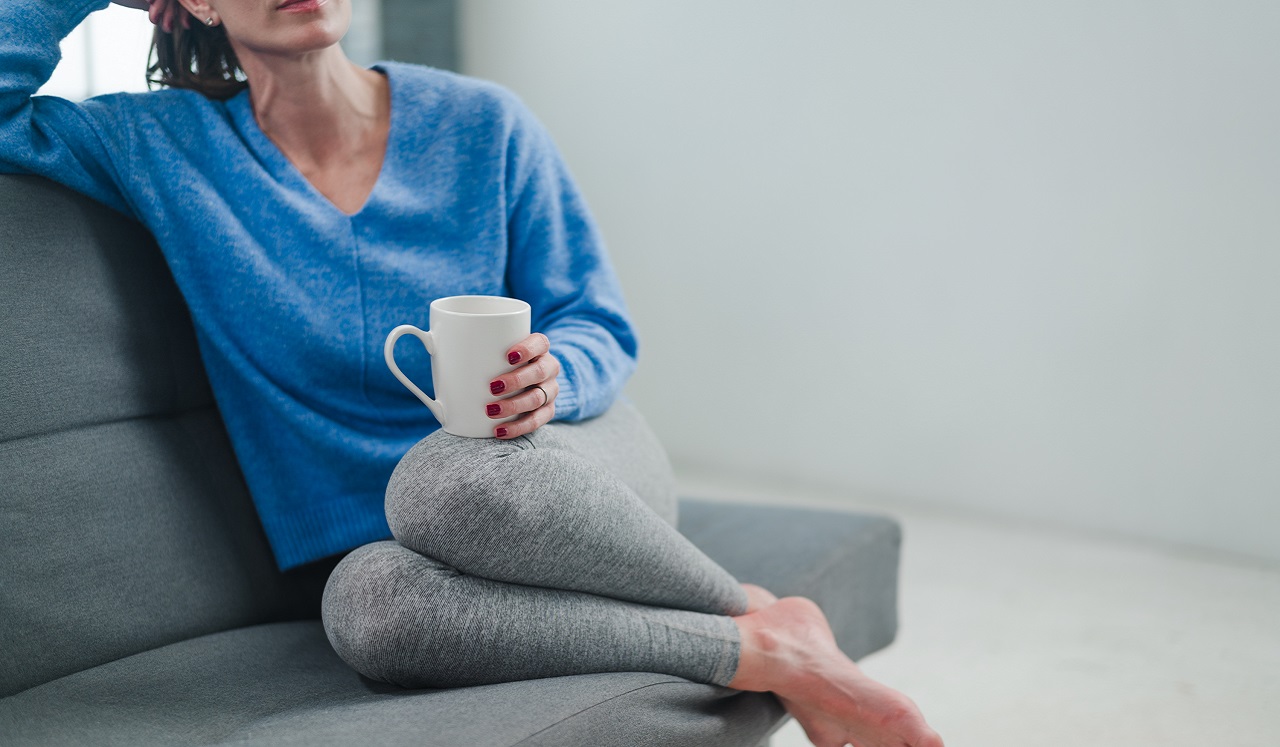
[490,380,505,395]
[486,404,501,416]
[496,427,508,437]
[508,351,521,365]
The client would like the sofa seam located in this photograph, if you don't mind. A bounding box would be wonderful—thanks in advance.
[0,619,316,700]
[791,517,902,593]
[0,405,218,448]
[509,679,689,746]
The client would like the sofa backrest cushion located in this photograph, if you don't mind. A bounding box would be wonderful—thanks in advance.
[0,176,319,697]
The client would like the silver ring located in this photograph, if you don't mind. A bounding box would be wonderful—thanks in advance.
[533,385,549,408]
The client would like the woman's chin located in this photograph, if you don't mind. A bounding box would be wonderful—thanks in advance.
[244,26,348,59]
[238,2,351,57]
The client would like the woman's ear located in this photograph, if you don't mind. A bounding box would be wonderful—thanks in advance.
[174,0,218,27]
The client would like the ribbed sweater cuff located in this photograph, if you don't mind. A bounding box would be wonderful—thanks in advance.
[30,0,109,32]
[551,354,581,421]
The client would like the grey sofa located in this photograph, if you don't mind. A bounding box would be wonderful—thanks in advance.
[0,174,902,747]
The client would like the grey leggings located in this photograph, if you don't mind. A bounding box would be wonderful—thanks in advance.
[320,399,751,689]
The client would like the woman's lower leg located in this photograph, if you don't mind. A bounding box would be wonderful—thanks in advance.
[322,541,743,689]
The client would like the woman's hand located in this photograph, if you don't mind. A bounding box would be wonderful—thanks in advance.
[487,332,560,439]
[111,0,189,33]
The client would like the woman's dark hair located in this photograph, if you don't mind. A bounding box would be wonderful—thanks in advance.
[147,19,248,100]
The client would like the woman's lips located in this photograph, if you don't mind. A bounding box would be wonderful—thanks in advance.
[278,0,325,13]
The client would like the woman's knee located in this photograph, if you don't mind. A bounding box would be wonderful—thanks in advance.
[383,427,557,553]
[537,401,679,526]
[320,540,455,686]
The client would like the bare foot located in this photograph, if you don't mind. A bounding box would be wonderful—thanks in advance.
[741,582,779,613]
[729,597,944,747]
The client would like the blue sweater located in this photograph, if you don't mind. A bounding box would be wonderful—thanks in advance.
[1,0,639,569]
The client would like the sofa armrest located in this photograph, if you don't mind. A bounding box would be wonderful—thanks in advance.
[677,497,901,661]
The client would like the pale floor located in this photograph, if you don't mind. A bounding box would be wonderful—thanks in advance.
[675,469,1280,747]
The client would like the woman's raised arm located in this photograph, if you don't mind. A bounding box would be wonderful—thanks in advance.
[0,0,137,216]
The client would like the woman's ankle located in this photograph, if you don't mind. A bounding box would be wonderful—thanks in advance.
[727,612,778,691]
[726,596,844,694]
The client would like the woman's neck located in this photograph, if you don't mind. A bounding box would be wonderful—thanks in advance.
[237,46,387,170]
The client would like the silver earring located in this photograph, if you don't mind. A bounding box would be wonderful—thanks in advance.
[205,17,216,26]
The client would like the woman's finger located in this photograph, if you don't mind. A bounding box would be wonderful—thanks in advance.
[488,352,560,397]
[486,378,558,421]
[492,393,555,440]
[504,332,550,367]
[148,0,188,33]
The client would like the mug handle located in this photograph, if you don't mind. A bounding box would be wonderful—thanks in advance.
[384,324,447,425]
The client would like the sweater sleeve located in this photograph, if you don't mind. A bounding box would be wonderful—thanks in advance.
[502,99,639,423]
[0,0,136,216]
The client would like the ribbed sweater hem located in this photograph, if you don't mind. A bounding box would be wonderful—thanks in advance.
[263,495,392,570]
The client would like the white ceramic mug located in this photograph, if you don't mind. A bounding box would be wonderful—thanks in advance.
[384,295,531,438]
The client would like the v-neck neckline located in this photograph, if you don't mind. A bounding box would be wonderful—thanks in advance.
[227,61,397,221]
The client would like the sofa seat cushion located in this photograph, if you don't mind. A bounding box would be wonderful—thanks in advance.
[0,621,774,747]
[0,500,899,747]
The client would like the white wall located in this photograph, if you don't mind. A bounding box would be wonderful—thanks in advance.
[460,1,1280,563]
[40,4,153,100]
[344,0,383,67]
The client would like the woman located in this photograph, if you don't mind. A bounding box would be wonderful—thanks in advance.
[0,0,943,744]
